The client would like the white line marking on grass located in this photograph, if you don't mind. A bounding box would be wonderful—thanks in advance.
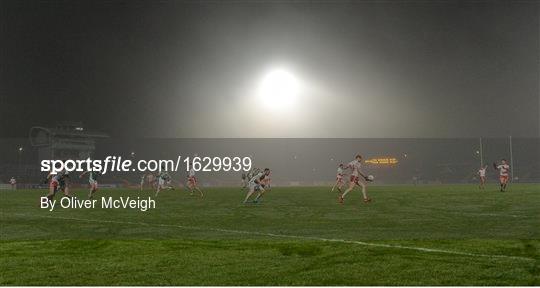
[444,211,527,218]
[419,207,528,218]
[465,212,526,218]
[10,213,535,262]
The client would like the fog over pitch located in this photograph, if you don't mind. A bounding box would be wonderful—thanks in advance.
[1,1,538,138]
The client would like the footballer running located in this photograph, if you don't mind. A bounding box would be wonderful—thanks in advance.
[243,168,270,204]
[339,154,373,204]
[494,159,510,192]
[155,167,174,196]
[45,169,72,200]
[187,167,203,197]
[79,169,101,199]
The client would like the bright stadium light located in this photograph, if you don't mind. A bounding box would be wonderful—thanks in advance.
[257,69,299,110]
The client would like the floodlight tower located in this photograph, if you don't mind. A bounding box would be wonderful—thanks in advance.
[509,136,514,181]
[479,137,484,167]
[17,146,24,179]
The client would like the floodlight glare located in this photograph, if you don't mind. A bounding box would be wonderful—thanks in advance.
[258,69,299,110]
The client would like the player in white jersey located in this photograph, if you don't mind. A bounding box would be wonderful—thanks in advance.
[139,174,146,191]
[79,170,100,199]
[331,164,346,193]
[242,168,260,190]
[187,167,203,197]
[9,177,16,190]
[493,159,510,192]
[155,167,174,196]
[243,168,267,204]
[45,169,72,201]
[477,165,487,189]
[339,154,372,204]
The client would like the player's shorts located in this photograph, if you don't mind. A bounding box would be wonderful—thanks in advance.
[89,179,98,188]
[248,182,260,191]
[50,179,59,189]
[350,175,359,184]
[499,175,509,183]
[158,178,165,186]
[336,175,343,182]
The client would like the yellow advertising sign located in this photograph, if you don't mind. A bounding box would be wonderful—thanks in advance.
[364,157,398,165]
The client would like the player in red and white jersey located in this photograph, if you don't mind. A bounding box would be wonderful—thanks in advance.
[146,173,156,189]
[477,165,487,190]
[331,164,346,193]
[187,167,203,197]
[253,168,271,203]
[261,170,271,189]
[493,159,510,192]
[339,154,372,204]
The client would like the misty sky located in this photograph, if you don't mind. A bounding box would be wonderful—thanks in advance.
[1,1,538,138]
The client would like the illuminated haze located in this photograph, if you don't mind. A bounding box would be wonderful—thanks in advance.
[1,2,538,138]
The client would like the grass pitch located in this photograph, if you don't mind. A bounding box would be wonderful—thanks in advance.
[1,184,539,285]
